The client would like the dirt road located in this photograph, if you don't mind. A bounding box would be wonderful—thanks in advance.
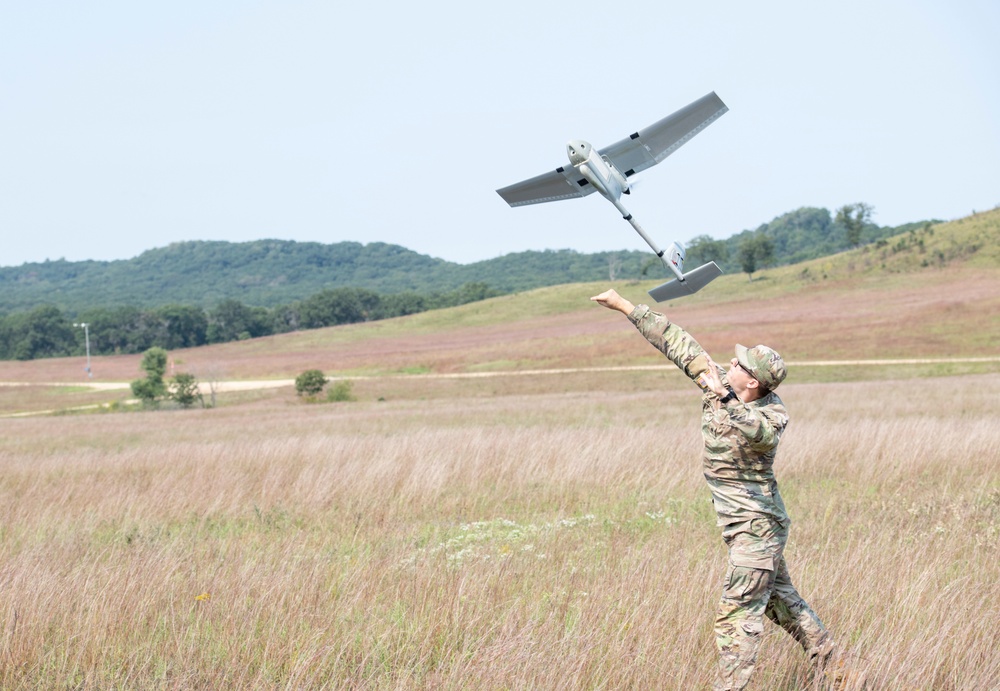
[4,355,998,394]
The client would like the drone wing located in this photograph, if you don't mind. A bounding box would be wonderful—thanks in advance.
[496,166,598,207]
[599,92,728,179]
[496,92,728,208]
[647,261,724,302]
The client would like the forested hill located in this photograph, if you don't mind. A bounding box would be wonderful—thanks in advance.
[0,241,650,313]
[1,206,930,313]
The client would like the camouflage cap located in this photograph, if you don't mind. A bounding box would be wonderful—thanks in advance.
[735,343,786,391]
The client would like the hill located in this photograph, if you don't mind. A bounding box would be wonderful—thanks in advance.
[0,240,649,314]
[0,206,938,314]
[1,208,997,392]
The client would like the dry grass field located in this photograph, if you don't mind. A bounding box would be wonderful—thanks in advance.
[1,373,999,689]
[0,210,998,688]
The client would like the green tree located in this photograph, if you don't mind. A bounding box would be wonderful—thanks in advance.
[835,203,874,248]
[77,306,146,355]
[738,239,758,280]
[738,233,774,281]
[207,299,272,343]
[755,207,834,262]
[270,304,301,334]
[169,372,203,408]
[0,305,77,360]
[131,347,169,407]
[152,305,209,349]
[686,235,730,268]
[299,288,381,329]
[295,369,328,397]
[639,256,660,278]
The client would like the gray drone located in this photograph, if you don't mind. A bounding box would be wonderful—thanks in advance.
[497,92,728,301]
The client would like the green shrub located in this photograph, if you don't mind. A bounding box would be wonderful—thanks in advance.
[326,380,355,402]
[169,372,203,408]
[295,369,327,397]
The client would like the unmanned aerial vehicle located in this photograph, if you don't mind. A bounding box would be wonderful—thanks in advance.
[496,92,728,301]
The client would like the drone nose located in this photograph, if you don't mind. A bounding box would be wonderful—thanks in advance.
[566,140,589,164]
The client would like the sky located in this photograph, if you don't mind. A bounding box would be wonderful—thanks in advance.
[1,1,998,268]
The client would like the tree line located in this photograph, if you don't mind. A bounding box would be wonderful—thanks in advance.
[0,240,649,314]
[682,203,914,279]
[3,204,935,360]
[0,205,921,315]
[0,282,499,361]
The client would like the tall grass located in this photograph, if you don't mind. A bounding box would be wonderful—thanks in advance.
[1,374,998,689]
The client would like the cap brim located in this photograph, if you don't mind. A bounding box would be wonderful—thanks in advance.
[735,344,751,371]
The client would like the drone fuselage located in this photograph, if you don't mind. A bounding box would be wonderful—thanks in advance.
[566,140,630,204]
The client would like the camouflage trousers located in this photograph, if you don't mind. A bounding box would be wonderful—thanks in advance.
[713,516,832,691]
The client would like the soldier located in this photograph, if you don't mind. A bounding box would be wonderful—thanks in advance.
[590,288,845,691]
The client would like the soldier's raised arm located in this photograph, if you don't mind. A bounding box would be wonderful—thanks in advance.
[591,289,714,388]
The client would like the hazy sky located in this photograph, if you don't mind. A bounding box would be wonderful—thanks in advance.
[2,1,997,268]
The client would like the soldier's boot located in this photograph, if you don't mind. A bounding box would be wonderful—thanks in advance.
[809,644,868,690]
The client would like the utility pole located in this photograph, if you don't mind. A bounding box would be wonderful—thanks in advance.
[73,322,92,378]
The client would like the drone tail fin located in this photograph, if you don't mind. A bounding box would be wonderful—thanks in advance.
[647,261,723,302]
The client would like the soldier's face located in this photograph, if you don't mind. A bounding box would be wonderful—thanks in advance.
[728,357,758,393]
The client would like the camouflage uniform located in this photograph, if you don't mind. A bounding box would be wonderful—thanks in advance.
[628,304,832,691]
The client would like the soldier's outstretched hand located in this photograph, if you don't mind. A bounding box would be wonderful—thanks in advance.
[590,289,635,315]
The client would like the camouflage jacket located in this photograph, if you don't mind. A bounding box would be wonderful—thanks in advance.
[629,304,790,527]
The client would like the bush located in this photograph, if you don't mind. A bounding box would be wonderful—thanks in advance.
[295,369,327,397]
[169,372,203,408]
[326,380,355,402]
